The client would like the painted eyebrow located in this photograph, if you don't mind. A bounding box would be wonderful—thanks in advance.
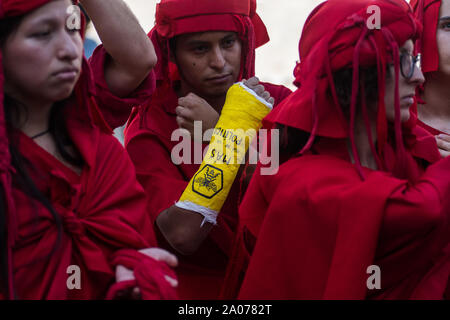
[439,16,450,21]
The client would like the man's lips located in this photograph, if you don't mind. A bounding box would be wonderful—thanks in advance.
[206,74,232,83]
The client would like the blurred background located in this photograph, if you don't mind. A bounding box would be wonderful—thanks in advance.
[86,0,326,91]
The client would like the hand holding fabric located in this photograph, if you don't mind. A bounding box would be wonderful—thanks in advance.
[436,133,450,158]
[109,248,178,300]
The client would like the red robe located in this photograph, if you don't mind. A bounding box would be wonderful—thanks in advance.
[88,45,156,130]
[237,138,450,299]
[124,82,291,299]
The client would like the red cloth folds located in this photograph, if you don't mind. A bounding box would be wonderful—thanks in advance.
[238,154,450,299]
[106,249,178,300]
[411,0,442,74]
[263,0,422,182]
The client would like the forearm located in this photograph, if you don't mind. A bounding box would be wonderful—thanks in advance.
[80,0,156,96]
[156,206,214,255]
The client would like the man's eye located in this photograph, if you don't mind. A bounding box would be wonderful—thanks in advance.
[222,39,235,48]
[193,46,208,53]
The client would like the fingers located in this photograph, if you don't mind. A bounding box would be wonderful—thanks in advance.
[244,76,260,87]
[243,77,274,105]
[116,265,134,282]
[436,134,450,158]
[164,275,179,288]
[139,247,179,267]
[176,115,194,131]
[178,93,205,109]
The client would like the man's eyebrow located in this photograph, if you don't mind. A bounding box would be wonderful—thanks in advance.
[439,16,450,21]
[185,39,208,46]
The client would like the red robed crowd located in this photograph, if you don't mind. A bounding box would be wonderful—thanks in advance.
[0,0,449,300]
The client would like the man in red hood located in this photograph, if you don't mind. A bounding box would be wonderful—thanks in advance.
[124,0,291,299]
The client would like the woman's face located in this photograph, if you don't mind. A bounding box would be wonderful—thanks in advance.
[2,0,83,106]
[384,39,425,123]
[437,0,450,76]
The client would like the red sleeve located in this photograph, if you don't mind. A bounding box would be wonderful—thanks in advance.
[125,132,189,224]
[260,82,292,107]
[88,45,156,130]
[383,157,450,237]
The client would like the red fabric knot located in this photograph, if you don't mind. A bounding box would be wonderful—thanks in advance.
[155,14,175,38]
[48,170,84,236]
[55,204,84,236]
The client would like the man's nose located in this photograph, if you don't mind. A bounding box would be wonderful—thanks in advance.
[209,46,226,69]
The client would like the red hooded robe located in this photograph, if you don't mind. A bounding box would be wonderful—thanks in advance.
[0,0,174,300]
[236,0,450,299]
[124,0,291,299]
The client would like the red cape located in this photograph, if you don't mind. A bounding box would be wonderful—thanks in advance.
[237,142,450,299]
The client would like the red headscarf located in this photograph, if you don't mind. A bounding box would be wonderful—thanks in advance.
[149,0,269,85]
[264,0,422,180]
[0,0,108,298]
[410,0,442,74]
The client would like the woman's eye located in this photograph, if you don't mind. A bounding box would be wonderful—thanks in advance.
[32,30,51,38]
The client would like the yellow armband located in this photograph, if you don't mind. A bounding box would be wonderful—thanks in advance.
[176,82,273,225]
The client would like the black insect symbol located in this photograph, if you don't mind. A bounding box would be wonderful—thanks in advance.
[195,167,220,192]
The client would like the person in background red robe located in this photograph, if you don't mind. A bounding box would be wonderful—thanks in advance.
[124,0,291,299]
[410,0,450,158]
[236,0,450,299]
[0,0,177,300]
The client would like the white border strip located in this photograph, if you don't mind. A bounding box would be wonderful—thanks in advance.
[175,201,219,226]
[237,82,273,110]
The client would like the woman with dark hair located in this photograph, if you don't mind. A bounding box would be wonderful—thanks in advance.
[231,0,450,299]
[411,0,450,158]
[0,0,177,299]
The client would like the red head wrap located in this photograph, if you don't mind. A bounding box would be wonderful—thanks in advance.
[149,0,269,84]
[264,0,421,180]
[410,0,442,74]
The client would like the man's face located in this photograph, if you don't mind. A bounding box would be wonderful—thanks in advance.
[173,31,242,100]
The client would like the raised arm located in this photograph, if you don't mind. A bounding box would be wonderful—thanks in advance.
[80,0,156,97]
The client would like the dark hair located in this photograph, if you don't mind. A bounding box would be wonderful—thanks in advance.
[279,65,380,160]
[0,14,84,298]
